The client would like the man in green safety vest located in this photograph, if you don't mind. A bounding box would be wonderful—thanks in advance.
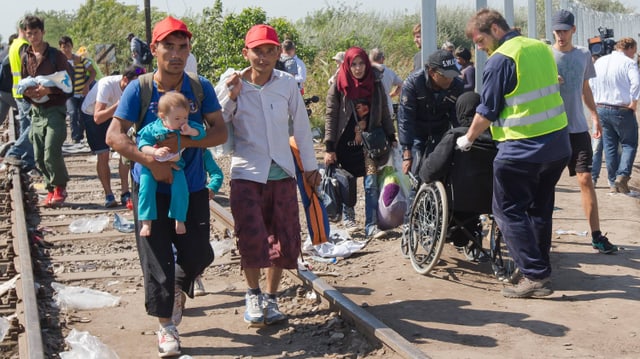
[459,9,570,298]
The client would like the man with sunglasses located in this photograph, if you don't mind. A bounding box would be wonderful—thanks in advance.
[398,49,464,239]
[106,16,226,357]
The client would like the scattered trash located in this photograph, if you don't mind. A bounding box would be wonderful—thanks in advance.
[555,229,588,237]
[0,275,19,297]
[51,282,120,310]
[69,215,109,234]
[113,213,135,233]
[302,225,368,259]
[59,328,119,359]
[0,316,9,343]
[210,238,234,257]
[309,255,338,264]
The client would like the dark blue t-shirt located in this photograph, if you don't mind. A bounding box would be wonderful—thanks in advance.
[114,72,221,193]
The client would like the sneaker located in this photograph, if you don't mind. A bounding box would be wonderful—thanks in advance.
[120,191,131,206]
[367,228,386,240]
[244,293,264,326]
[615,175,630,194]
[41,192,54,207]
[104,194,118,208]
[50,186,67,206]
[157,325,181,357]
[263,295,287,325]
[501,276,553,298]
[343,219,358,233]
[194,276,206,296]
[172,286,186,326]
[592,234,618,254]
[609,186,618,194]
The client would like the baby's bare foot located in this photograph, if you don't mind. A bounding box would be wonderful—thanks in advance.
[176,221,186,234]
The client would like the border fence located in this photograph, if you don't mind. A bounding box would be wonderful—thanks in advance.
[562,0,640,50]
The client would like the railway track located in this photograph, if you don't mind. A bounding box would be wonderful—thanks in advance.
[2,111,428,358]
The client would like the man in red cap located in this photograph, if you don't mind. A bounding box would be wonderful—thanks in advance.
[223,24,320,327]
[106,16,227,357]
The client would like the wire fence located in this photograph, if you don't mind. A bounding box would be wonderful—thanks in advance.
[562,0,640,50]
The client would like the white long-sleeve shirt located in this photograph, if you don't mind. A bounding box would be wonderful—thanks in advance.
[220,69,317,183]
[591,50,640,106]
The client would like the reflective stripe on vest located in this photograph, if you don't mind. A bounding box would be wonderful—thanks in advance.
[490,37,567,141]
[9,38,29,98]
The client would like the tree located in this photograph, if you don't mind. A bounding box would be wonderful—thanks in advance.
[68,0,166,73]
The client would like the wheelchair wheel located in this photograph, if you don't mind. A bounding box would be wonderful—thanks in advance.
[408,182,448,275]
[489,219,520,283]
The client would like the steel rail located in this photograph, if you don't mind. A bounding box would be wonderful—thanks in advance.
[7,110,45,358]
[209,201,430,359]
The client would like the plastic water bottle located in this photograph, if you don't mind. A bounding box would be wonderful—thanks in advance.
[113,213,135,233]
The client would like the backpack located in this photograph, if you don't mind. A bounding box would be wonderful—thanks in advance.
[0,55,11,92]
[137,39,153,65]
[278,55,298,77]
[136,72,204,131]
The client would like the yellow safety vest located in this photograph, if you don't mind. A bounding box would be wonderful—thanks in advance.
[9,38,29,98]
[490,36,567,141]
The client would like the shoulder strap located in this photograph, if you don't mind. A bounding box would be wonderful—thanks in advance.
[136,73,155,132]
[186,72,204,107]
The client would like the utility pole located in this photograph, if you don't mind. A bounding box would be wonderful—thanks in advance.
[144,0,152,71]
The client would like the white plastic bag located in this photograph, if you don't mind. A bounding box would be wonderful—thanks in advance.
[69,215,109,234]
[59,329,119,359]
[0,316,9,343]
[52,282,120,311]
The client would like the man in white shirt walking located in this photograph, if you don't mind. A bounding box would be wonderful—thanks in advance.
[222,24,320,327]
[590,37,640,194]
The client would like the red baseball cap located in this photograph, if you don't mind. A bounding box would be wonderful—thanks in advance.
[152,16,192,44]
[244,24,280,49]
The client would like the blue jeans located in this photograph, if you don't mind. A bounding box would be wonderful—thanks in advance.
[6,98,35,170]
[66,96,85,142]
[364,173,379,236]
[598,107,638,185]
[342,174,379,236]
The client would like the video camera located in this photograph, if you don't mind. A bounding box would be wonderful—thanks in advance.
[588,27,616,58]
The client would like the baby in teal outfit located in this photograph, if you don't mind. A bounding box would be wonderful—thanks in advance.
[137,92,205,236]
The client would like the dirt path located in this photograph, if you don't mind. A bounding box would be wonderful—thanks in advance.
[328,163,640,358]
[62,149,640,359]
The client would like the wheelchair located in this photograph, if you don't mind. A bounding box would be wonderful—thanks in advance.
[400,142,520,283]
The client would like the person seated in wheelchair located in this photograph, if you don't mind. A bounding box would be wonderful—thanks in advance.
[417,92,497,257]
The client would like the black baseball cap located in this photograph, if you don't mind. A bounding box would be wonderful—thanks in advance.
[427,50,460,78]
[552,9,574,31]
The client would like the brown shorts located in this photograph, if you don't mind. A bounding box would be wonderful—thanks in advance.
[230,178,301,269]
[567,132,593,176]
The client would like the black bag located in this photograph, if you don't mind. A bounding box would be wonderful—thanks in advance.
[138,39,153,65]
[0,55,12,92]
[330,165,356,208]
[361,126,390,161]
[321,170,342,222]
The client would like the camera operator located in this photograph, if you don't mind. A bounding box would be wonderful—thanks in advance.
[590,37,640,195]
